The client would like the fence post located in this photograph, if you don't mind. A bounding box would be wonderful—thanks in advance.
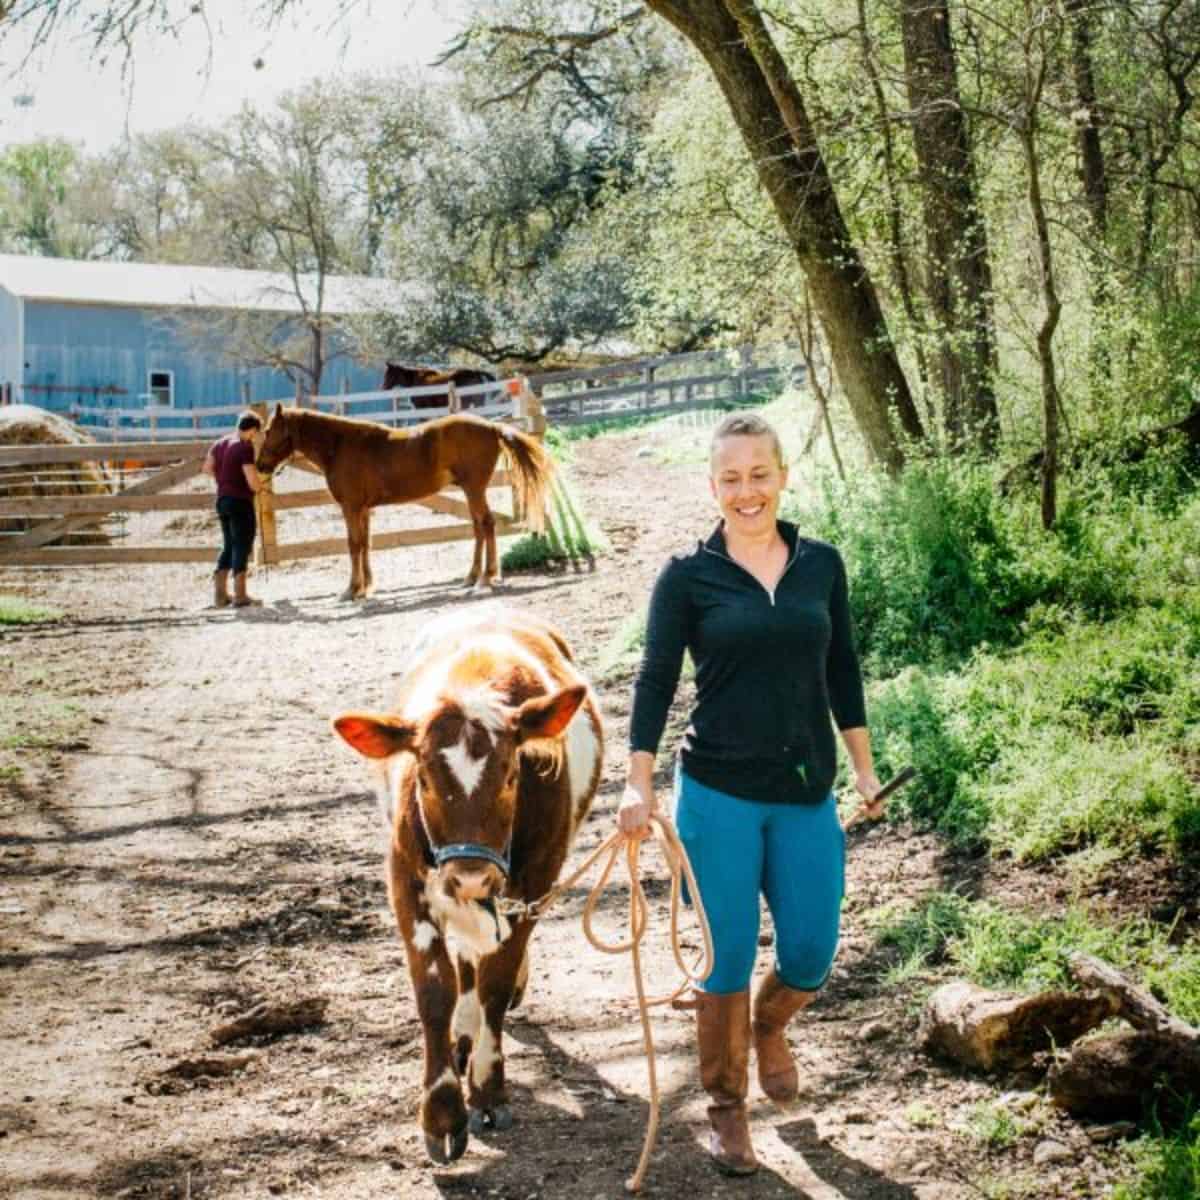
[251,401,278,566]
[448,382,461,414]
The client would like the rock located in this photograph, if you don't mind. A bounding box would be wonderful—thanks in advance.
[858,1020,890,1043]
[1048,1030,1200,1120]
[634,446,654,458]
[1087,1122,1138,1144]
[1033,1139,1073,1166]
[919,980,1117,1071]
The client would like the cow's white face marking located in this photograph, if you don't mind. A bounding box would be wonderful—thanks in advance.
[428,961,439,978]
[413,920,439,952]
[441,736,488,798]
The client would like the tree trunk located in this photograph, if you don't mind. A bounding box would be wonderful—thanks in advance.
[646,0,924,470]
[1019,41,1062,529]
[900,0,999,454]
[855,0,933,429]
[1065,0,1108,241]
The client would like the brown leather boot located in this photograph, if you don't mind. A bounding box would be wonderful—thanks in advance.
[696,990,758,1175]
[752,969,815,1103]
[213,570,231,608]
[232,572,262,607]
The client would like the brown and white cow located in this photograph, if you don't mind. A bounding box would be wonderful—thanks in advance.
[332,606,603,1164]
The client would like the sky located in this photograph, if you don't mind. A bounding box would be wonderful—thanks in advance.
[0,0,467,152]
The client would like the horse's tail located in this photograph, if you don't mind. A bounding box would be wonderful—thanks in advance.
[497,425,555,534]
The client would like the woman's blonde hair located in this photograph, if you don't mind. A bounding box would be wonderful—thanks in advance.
[709,412,785,470]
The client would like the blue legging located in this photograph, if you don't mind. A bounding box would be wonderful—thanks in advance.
[675,769,845,995]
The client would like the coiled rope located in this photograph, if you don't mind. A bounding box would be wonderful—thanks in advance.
[507,815,713,1194]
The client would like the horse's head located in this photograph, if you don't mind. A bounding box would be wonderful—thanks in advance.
[255,403,295,476]
[333,684,586,902]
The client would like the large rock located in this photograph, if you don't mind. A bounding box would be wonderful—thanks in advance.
[1048,1030,1200,1120]
[919,980,1116,1071]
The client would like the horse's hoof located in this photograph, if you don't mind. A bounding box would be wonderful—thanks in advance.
[425,1123,469,1164]
[468,1104,513,1134]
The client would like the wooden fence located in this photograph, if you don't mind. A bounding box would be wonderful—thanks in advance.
[527,345,790,426]
[0,387,545,568]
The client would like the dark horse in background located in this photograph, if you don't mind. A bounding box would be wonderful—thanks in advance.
[255,405,553,599]
[383,363,499,410]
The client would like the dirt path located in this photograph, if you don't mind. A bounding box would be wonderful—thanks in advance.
[1,429,1125,1199]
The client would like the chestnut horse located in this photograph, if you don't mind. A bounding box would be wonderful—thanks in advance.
[255,405,553,599]
[333,605,603,1163]
[383,363,498,410]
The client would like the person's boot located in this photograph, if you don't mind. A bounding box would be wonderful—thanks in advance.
[695,990,758,1175]
[752,969,814,1103]
[232,572,262,607]
[213,570,231,608]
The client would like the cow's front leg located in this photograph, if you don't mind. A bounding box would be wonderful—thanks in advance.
[467,919,534,1133]
[452,955,480,1076]
[398,906,468,1163]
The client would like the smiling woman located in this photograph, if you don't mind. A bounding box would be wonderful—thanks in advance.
[617,409,885,1176]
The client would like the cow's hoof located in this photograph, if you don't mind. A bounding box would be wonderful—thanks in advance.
[425,1123,469,1164]
[468,1104,513,1134]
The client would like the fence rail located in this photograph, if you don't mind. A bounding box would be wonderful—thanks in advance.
[0,387,546,567]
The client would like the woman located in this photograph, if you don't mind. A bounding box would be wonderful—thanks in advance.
[202,410,265,608]
[618,412,882,1175]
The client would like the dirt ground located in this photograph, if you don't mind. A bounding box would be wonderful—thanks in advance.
[0,426,1144,1199]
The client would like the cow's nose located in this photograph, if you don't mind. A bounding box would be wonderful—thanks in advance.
[444,863,502,902]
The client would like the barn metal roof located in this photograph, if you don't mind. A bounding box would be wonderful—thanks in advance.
[0,253,405,314]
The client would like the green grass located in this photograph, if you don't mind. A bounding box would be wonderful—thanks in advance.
[865,890,970,986]
[963,1100,1027,1149]
[866,594,1200,860]
[1114,1109,1200,1200]
[0,594,62,625]
[0,691,84,786]
[869,890,1200,1027]
[501,473,607,571]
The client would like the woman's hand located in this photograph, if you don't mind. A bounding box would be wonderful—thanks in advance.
[617,780,657,838]
[854,769,885,820]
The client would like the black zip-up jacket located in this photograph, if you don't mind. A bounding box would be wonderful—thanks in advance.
[629,520,866,805]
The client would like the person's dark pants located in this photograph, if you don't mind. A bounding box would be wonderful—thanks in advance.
[215,496,257,573]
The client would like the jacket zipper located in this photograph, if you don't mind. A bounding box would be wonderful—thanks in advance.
[703,536,802,607]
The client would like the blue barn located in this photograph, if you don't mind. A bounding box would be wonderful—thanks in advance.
[0,253,395,432]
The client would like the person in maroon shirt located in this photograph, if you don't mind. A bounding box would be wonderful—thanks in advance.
[203,411,265,607]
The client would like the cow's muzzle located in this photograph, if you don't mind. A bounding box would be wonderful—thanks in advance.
[440,860,504,903]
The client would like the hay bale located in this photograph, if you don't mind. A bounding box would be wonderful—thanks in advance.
[0,405,112,544]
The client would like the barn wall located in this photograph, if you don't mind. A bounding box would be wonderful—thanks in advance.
[22,301,382,425]
[0,285,22,401]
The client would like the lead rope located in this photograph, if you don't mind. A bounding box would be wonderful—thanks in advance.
[514,816,713,1194]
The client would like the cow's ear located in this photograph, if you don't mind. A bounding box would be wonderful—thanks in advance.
[274,402,284,418]
[332,712,417,759]
[513,685,586,742]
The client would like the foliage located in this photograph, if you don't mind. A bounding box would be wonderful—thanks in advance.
[500,474,605,572]
[1113,1110,1200,1200]
[866,890,970,986]
[0,595,62,625]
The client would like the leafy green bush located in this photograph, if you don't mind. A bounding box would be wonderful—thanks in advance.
[1113,1110,1200,1200]
[788,455,1200,677]
[866,599,1200,857]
